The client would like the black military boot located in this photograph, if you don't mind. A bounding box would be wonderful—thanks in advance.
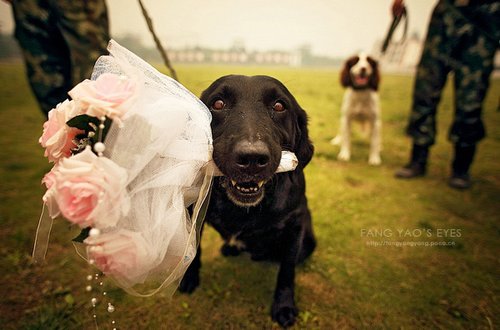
[395,144,429,178]
[448,144,476,190]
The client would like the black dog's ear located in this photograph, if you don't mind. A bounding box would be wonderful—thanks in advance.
[295,107,314,169]
[367,56,380,91]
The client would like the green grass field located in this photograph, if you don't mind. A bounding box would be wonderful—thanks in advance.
[1,62,499,329]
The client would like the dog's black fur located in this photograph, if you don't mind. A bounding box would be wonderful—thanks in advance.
[179,75,315,327]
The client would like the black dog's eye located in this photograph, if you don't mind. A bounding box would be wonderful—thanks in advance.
[212,99,225,111]
[273,101,286,112]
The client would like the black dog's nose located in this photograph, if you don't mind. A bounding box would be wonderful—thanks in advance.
[233,140,270,173]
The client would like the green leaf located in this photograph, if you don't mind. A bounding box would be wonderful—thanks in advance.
[67,114,113,146]
[72,227,91,243]
[66,114,99,131]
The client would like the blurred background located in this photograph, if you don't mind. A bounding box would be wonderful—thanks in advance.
[1,0,439,70]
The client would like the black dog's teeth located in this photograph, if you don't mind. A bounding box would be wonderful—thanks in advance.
[230,180,264,194]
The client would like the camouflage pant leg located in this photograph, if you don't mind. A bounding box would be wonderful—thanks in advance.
[407,1,451,147]
[13,0,72,116]
[407,0,499,147]
[449,3,499,147]
[12,0,109,117]
[52,0,110,86]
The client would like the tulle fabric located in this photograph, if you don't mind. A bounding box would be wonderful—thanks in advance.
[83,40,213,296]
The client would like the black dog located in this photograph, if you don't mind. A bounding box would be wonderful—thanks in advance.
[179,75,316,327]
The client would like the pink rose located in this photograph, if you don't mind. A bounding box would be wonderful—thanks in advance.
[68,73,138,122]
[39,100,84,163]
[85,229,156,285]
[52,147,128,228]
[41,169,60,218]
[42,169,56,190]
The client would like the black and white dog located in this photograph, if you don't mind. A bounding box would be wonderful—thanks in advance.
[331,53,382,165]
[179,75,316,328]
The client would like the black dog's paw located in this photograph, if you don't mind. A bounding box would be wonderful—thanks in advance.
[178,272,199,294]
[220,243,242,257]
[271,301,298,328]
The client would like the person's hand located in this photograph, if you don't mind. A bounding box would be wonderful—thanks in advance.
[392,0,405,17]
[2,0,14,4]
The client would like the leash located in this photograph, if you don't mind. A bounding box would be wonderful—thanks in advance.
[381,5,408,54]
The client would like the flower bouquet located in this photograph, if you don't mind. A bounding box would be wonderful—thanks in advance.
[34,40,213,296]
